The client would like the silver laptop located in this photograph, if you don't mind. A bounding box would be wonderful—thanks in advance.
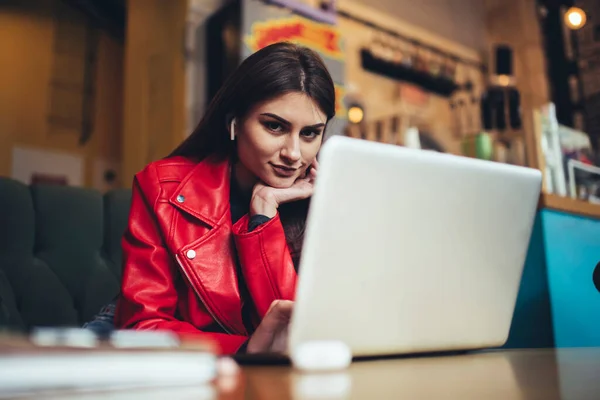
[289,136,542,357]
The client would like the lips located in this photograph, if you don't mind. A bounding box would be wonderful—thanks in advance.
[271,163,298,178]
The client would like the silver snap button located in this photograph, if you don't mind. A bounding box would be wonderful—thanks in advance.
[176,194,185,203]
[186,249,196,260]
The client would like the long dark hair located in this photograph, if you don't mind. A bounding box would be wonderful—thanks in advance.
[170,42,336,268]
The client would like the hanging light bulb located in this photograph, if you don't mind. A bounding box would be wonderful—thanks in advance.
[564,7,586,30]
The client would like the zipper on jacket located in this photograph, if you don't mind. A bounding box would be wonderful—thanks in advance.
[175,254,234,335]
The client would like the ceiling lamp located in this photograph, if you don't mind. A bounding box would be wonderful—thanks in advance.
[564,7,587,30]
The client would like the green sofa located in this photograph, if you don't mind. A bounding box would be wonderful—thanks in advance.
[0,177,131,332]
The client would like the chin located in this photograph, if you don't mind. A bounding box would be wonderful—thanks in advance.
[263,174,297,189]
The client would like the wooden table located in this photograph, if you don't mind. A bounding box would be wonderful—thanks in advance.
[5,348,599,399]
[222,348,600,400]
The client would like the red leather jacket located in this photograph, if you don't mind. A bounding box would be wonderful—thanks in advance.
[115,156,298,354]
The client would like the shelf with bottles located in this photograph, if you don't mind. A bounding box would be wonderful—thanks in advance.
[358,26,485,99]
[361,48,458,98]
[343,114,448,155]
[460,131,528,166]
[341,104,531,165]
[343,115,404,145]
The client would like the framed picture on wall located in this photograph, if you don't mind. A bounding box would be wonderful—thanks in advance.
[11,146,84,187]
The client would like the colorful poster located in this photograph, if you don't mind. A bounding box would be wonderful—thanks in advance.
[242,0,347,138]
[244,16,343,60]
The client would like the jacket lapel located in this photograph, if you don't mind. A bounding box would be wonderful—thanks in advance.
[168,157,230,227]
[168,158,248,335]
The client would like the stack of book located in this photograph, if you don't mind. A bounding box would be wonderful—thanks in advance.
[0,329,218,399]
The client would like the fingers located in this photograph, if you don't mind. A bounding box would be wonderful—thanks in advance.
[309,159,319,182]
[251,181,267,196]
[267,299,294,315]
[256,159,317,207]
[266,300,294,324]
[265,299,279,313]
[303,159,319,179]
[289,180,314,201]
[247,300,294,354]
[265,301,293,353]
[312,158,319,170]
[274,299,294,312]
[270,324,289,353]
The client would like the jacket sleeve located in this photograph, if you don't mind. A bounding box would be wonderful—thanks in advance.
[232,213,297,317]
[115,171,247,355]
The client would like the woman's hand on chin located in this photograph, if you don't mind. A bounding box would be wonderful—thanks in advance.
[250,159,318,218]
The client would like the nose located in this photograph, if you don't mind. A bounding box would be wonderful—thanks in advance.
[280,134,301,164]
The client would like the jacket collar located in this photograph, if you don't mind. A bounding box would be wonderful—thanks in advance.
[168,157,231,227]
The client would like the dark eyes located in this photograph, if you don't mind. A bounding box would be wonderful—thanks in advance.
[301,130,321,138]
[262,121,322,139]
[264,121,283,132]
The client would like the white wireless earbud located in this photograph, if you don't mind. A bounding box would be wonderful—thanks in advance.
[291,340,352,372]
[230,118,236,141]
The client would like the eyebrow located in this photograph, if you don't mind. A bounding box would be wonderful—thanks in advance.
[260,113,326,129]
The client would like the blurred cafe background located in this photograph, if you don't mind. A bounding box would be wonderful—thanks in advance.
[1,0,600,374]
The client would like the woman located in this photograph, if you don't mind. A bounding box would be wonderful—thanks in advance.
[113,42,335,355]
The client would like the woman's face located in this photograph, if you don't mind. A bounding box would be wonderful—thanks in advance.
[235,92,327,189]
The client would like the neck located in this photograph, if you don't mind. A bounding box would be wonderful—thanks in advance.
[233,162,257,195]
